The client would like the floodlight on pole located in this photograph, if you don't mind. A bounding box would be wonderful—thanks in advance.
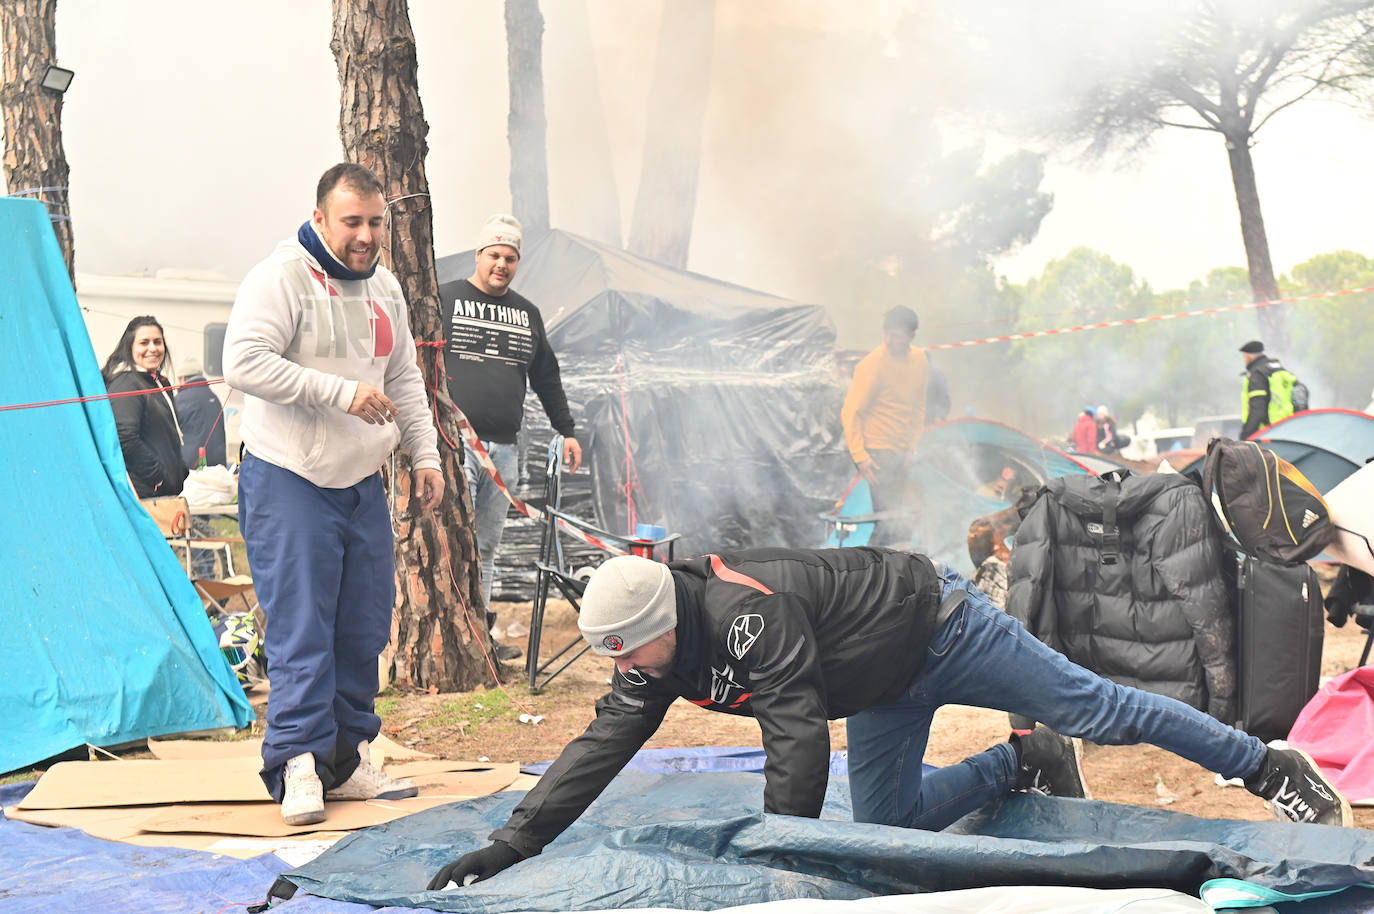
[39,65,74,94]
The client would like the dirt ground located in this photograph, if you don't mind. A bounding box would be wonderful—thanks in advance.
[375,591,1374,830]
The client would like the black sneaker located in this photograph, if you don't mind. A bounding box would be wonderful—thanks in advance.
[1013,725,1090,799]
[1244,746,1352,827]
[494,642,523,662]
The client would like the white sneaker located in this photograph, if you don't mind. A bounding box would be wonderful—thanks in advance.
[281,751,326,826]
[327,741,418,800]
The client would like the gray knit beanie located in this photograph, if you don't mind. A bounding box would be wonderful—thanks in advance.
[476,213,522,253]
[578,556,677,656]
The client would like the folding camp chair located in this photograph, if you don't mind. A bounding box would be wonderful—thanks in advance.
[140,496,238,578]
[140,496,254,613]
[527,437,680,693]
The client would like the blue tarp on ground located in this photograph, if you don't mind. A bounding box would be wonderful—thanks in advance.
[0,198,252,774]
[6,772,1374,913]
[280,771,1374,912]
[522,745,852,775]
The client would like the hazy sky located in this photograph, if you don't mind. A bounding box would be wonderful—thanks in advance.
[43,0,1374,304]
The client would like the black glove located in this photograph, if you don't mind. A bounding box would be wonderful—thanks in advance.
[427,840,524,891]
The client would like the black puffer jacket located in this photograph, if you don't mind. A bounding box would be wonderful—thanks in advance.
[106,368,187,498]
[1007,472,1235,722]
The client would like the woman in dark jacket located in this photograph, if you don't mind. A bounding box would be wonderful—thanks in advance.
[101,315,188,498]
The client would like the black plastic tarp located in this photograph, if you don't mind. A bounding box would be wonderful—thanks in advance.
[437,232,851,601]
[278,771,1374,912]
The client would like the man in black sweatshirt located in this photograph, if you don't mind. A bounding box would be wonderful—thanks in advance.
[440,215,581,660]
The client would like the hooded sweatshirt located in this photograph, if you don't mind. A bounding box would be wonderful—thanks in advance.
[223,229,441,488]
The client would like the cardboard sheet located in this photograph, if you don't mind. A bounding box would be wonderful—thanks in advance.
[3,804,349,858]
[146,732,435,765]
[18,757,271,808]
[137,765,520,837]
[5,803,163,842]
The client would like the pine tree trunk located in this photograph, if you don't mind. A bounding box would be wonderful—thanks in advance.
[627,0,715,268]
[1224,130,1288,354]
[506,0,550,234]
[0,0,75,279]
[330,0,496,692]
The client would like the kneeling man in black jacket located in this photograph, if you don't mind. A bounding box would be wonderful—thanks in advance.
[429,546,1350,889]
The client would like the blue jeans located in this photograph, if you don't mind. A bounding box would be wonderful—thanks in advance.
[463,439,519,608]
[846,566,1267,831]
[238,455,395,800]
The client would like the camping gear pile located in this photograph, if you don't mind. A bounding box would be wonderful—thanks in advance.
[1005,434,1348,744]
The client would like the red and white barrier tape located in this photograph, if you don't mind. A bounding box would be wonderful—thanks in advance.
[925,285,1374,351]
[444,407,627,556]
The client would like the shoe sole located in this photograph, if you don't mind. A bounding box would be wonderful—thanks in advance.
[282,807,326,826]
[1287,747,1353,827]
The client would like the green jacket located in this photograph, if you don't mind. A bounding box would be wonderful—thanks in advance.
[1240,355,1297,438]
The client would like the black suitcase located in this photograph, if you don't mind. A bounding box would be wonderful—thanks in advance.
[1234,555,1324,743]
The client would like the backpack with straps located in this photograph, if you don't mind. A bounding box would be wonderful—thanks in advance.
[1200,437,1334,564]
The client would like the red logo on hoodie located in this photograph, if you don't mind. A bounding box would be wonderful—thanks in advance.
[368,301,394,357]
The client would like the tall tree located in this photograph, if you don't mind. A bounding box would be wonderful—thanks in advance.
[506,0,550,234]
[0,0,74,278]
[627,0,715,267]
[1050,0,1374,354]
[330,0,495,691]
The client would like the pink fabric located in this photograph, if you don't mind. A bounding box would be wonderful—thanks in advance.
[1288,666,1374,804]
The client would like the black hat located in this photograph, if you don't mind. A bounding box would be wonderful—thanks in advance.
[1238,340,1264,354]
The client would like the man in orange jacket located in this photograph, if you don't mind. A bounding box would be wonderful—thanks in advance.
[841,306,929,544]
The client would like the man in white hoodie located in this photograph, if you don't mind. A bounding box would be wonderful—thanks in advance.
[223,162,444,826]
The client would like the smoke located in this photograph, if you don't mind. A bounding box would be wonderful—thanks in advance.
[42,0,1374,440]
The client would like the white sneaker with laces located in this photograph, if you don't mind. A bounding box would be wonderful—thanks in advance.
[281,751,326,826]
[327,740,418,801]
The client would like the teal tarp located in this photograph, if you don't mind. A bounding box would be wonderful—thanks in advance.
[279,771,1374,911]
[0,198,252,773]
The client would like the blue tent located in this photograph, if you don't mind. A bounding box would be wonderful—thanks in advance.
[0,198,252,773]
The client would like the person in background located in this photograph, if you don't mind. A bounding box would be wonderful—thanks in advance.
[101,315,188,498]
[1095,405,1129,455]
[841,306,929,544]
[440,214,582,661]
[1239,340,1301,439]
[1070,406,1097,454]
[223,162,444,826]
[428,547,1351,889]
[175,356,227,470]
[175,355,229,578]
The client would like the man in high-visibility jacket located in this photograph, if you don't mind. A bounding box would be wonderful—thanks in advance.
[1239,340,1299,438]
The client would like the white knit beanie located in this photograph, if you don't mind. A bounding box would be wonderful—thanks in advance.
[476,213,522,253]
[578,556,677,656]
